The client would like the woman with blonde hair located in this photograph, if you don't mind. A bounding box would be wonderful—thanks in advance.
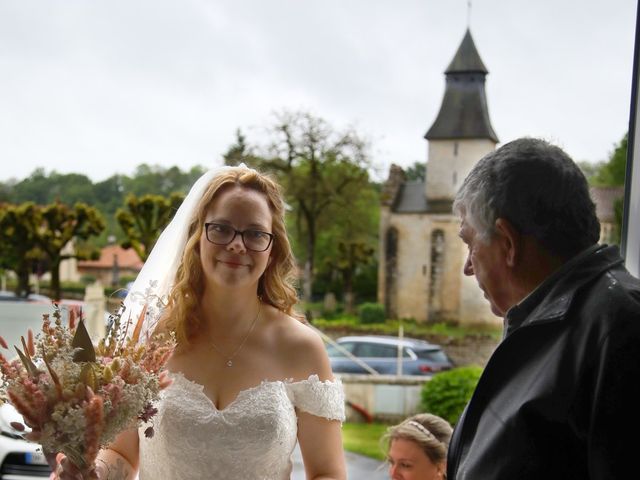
[54,165,346,479]
[384,413,452,480]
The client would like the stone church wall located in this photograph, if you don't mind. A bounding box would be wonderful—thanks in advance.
[386,213,431,321]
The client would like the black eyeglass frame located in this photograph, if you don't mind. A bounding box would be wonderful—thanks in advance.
[204,222,275,252]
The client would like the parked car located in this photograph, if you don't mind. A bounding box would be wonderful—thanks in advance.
[326,335,454,375]
[0,291,51,304]
[0,404,51,478]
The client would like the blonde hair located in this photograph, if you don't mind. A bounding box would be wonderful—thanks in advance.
[383,413,453,473]
[160,166,301,345]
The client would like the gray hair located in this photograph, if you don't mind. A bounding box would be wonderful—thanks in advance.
[453,138,600,258]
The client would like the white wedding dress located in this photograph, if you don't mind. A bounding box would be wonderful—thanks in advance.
[138,372,345,479]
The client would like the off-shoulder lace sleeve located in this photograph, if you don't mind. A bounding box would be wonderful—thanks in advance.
[286,374,345,422]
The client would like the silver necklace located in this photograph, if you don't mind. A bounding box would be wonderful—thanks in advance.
[209,301,261,367]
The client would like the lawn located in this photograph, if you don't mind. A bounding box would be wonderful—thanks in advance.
[342,422,389,461]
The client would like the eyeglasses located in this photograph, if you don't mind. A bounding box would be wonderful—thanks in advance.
[204,222,275,252]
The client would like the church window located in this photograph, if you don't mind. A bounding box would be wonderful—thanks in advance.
[428,229,445,317]
[454,142,459,156]
[385,227,399,318]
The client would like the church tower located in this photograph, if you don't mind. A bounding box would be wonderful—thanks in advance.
[378,29,501,325]
[424,29,498,202]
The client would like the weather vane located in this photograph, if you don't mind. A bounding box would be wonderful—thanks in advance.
[467,0,472,28]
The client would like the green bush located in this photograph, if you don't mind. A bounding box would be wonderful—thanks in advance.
[358,302,385,324]
[420,365,483,426]
[80,274,97,285]
[119,275,137,286]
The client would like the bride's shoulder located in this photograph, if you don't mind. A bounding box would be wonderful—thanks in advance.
[264,306,316,340]
[263,305,331,378]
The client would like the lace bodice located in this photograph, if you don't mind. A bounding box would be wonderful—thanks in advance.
[138,372,345,479]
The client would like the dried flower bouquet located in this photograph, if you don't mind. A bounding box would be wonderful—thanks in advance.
[0,304,174,479]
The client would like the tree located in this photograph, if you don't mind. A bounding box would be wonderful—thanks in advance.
[223,129,261,166]
[12,170,95,205]
[324,242,375,313]
[404,161,426,181]
[577,160,604,183]
[0,203,45,296]
[35,202,105,300]
[0,180,15,203]
[316,174,379,311]
[594,133,628,186]
[121,164,206,198]
[592,133,628,243]
[116,193,185,261]
[253,111,372,300]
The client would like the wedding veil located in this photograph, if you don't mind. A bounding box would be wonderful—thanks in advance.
[119,165,236,340]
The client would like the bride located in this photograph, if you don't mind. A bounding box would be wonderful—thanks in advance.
[54,165,346,479]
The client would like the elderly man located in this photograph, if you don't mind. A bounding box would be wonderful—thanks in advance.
[447,138,640,479]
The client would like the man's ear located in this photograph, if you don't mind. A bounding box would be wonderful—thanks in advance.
[494,218,521,267]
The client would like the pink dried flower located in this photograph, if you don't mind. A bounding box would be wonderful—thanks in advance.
[0,336,8,349]
[7,390,39,427]
[10,421,25,431]
[83,395,104,466]
[69,307,77,330]
[27,329,35,357]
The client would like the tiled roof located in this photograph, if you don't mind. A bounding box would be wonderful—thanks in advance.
[77,244,144,270]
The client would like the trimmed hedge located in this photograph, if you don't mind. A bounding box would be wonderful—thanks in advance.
[358,302,385,324]
[420,365,483,426]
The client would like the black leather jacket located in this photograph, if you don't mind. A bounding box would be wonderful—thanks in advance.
[447,245,640,479]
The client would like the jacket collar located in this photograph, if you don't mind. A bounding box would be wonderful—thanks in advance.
[504,245,624,334]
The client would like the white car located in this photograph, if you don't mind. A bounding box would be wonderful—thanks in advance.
[0,404,51,478]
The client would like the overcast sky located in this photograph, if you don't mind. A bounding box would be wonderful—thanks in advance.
[0,0,637,183]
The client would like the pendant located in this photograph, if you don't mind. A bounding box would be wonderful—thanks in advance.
[226,360,233,367]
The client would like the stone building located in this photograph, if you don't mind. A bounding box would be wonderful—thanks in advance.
[77,244,143,286]
[378,30,500,325]
[590,186,624,245]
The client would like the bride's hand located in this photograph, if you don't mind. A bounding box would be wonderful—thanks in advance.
[48,453,105,480]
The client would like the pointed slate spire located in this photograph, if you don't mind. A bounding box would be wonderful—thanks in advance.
[445,30,488,74]
[425,29,498,142]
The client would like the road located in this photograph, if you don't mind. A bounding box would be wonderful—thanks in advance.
[0,301,54,347]
[291,444,387,480]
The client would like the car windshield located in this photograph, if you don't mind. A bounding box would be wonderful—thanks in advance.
[415,349,449,363]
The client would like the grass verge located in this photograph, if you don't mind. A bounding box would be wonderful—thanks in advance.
[313,316,502,340]
[342,422,389,461]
